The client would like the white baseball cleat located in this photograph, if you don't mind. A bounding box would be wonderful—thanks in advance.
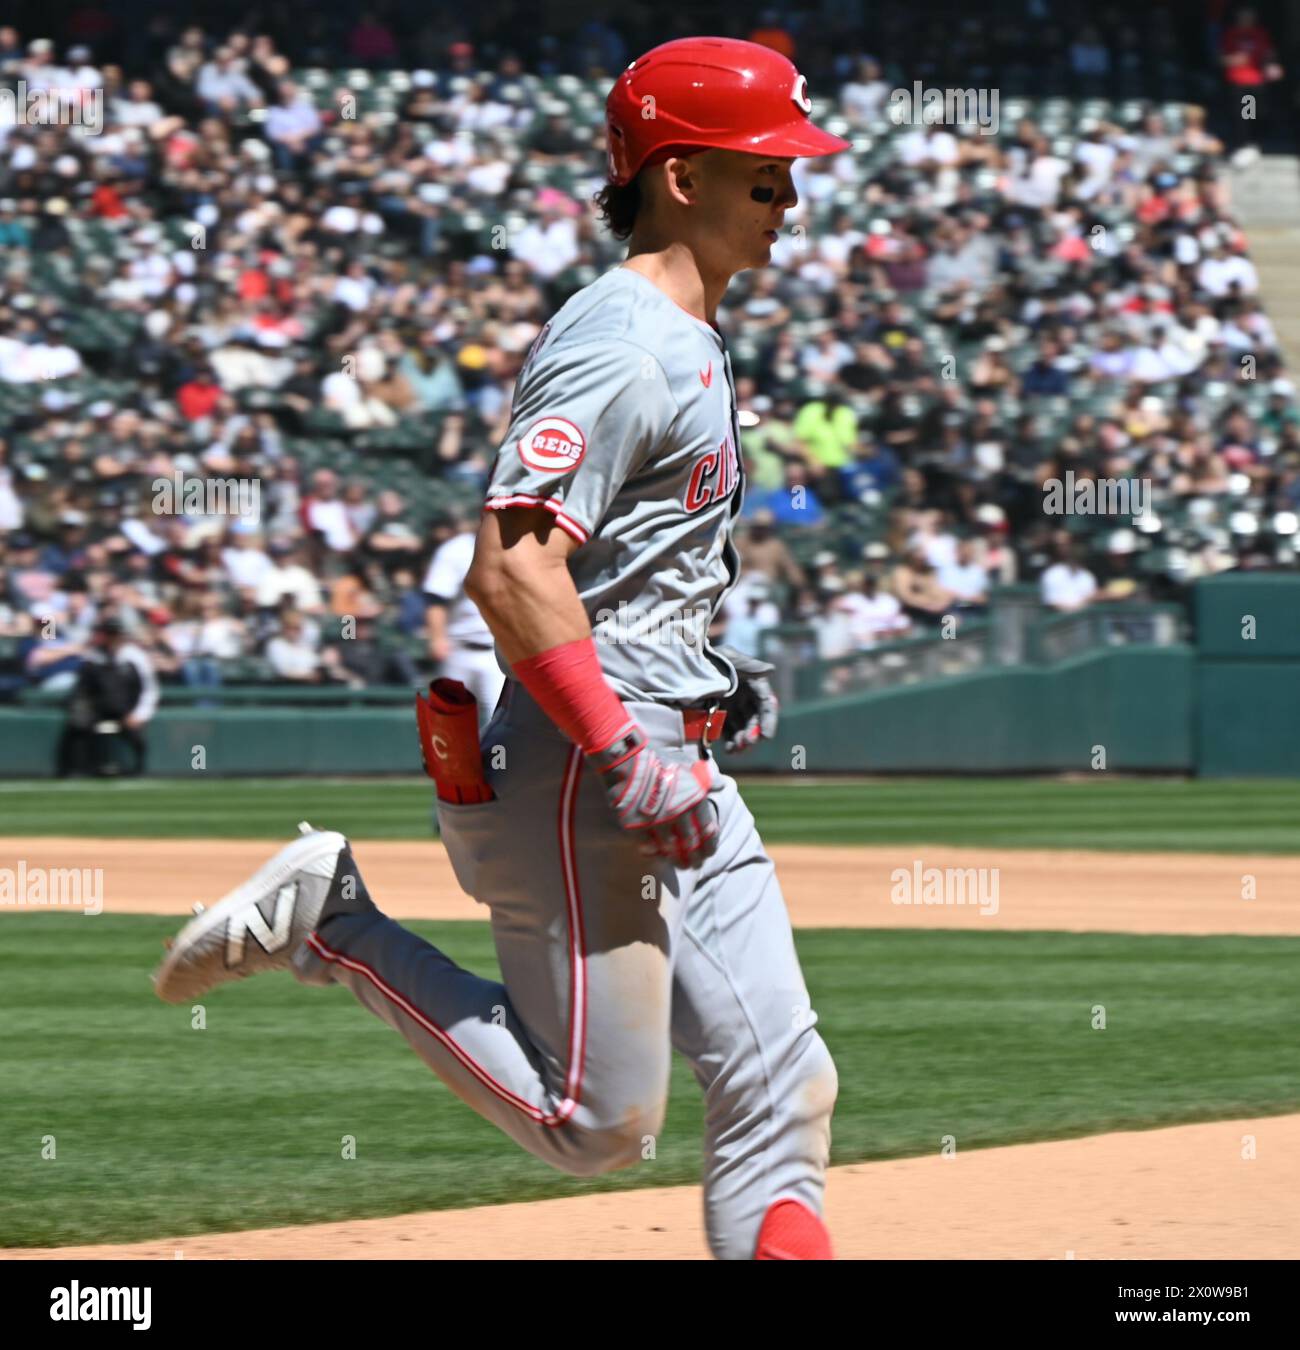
[153,824,373,1004]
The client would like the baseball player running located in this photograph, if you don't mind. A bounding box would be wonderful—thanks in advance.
[156,37,848,1261]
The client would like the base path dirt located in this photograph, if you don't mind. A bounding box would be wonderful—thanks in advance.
[4,1114,1295,1260]
[2,838,1297,934]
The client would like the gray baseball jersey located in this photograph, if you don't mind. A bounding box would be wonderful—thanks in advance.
[484,265,743,705]
[295,264,837,1260]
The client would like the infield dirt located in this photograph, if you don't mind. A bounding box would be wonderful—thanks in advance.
[5,837,1296,934]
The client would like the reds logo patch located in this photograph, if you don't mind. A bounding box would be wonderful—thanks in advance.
[518,417,587,474]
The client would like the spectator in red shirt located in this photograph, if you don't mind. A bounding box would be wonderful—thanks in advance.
[239,266,270,302]
[177,368,221,422]
[748,22,795,61]
[1221,7,1282,85]
[348,13,398,65]
[1219,7,1285,154]
[90,179,128,219]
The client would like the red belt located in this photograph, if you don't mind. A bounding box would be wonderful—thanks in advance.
[682,706,727,743]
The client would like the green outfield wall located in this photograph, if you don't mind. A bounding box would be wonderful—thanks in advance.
[1192,571,1300,776]
[0,705,422,778]
[722,644,1195,774]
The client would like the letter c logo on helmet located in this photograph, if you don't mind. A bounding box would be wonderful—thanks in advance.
[604,36,850,188]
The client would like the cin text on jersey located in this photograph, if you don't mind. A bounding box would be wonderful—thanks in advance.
[684,431,740,514]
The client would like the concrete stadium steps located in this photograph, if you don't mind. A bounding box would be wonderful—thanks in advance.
[1231,155,1300,371]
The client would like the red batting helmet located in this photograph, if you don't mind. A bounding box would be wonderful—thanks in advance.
[604,37,851,187]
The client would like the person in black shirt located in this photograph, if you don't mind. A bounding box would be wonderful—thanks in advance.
[57,615,158,776]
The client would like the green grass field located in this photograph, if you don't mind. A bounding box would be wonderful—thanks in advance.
[1,917,1298,1247]
[2,775,1298,852]
[2,775,1295,1247]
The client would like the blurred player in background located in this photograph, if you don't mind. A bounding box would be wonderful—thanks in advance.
[423,509,506,730]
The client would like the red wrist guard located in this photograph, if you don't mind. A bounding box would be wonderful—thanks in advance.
[511,636,630,754]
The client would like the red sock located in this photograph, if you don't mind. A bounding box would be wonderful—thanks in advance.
[754,1199,833,1260]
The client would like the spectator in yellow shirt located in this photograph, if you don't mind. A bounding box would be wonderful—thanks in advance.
[743,394,802,492]
[794,386,859,476]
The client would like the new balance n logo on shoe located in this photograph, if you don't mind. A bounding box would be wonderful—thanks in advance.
[226,883,297,966]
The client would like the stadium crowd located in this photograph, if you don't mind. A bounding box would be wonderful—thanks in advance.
[0,5,1297,719]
